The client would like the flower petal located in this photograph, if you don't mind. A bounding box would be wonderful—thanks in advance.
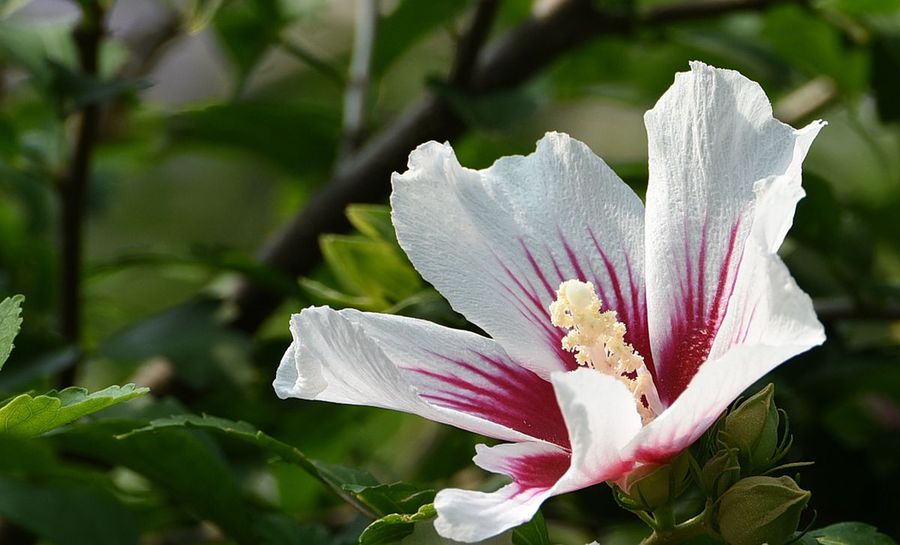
[274,307,568,446]
[632,143,825,463]
[434,369,641,542]
[644,61,824,405]
[434,442,569,543]
[391,132,649,379]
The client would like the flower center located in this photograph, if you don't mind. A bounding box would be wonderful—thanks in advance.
[550,280,659,424]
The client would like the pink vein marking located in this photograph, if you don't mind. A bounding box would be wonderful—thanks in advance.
[586,228,653,373]
[410,351,570,448]
[520,240,557,300]
[505,450,570,492]
[657,219,744,405]
[559,231,588,283]
[492,254,579,371]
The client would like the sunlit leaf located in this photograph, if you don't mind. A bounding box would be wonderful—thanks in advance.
[0,294,24,370]
[343,482,436,519]
[346,204,397,242]
[0,384,148,436]
[184,0,224,33]
[358,503,436,545]
[320,234,421,305]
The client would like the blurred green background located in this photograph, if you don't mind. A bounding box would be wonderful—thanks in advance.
[0,0,898,543]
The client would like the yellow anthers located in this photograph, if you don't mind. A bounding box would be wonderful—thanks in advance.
[550,280,657,424]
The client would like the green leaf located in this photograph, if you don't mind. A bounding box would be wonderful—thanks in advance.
[0,384,148,437]
[0,432,57,474]
[0,477,139,545]
[122,413,384,517]
[373,0,467,77]
[346,204,397,242]
[54,419,258,543]
[320,234,422,305]
[213,0,285,78]
[343,482,436,519]
[512,511,551,545]
[183,0,224,33]
[47,61,149,115]
[358,503,437,545]
[299,277,382,311]
[0,294,24,371]
[797,522,897,545]
[434,81,539,131]
[0,21,73,84]
[168,101,338,176]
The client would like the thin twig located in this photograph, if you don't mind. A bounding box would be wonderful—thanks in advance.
[339,0,380,159]
[279,35,345,86]
[116,10,182,80]
[449,0,501,89]
[775,76,839,125]
[228,0,798,334]
[57,0,105,388]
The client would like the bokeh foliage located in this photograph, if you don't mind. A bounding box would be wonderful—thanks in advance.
[0,0,898,543]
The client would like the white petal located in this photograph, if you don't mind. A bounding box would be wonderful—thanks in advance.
[550,369,642,492]
[644,61,824,405]
[434,369,641,542]
[633,329,820,463]
[391,133,649,379]
[434,442,569,543]
[274,307,568,446]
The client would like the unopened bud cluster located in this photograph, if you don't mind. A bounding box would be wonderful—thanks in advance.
[613,384,811,545]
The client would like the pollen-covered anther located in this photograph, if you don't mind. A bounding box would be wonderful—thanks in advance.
[550,279,658,423]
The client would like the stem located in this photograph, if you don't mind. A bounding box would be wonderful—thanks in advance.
[448,0,501,89]
[640,512,710,545]
[279,35,345,86]
[339,0,379,159]
[57,0,104,387]
[654,505,677,530]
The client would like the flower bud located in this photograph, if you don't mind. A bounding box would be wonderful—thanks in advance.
[716,476,810,545]
[701,447,741,500]
[718,383,781,473]
[617,451,690,511]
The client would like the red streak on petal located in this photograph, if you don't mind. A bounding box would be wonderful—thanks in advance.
[520,241,558,300]
[505,450,570,490]
[586,229,654,376]
[410,352,570,448]
[493,255,579,371]
[656,220,744,405]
